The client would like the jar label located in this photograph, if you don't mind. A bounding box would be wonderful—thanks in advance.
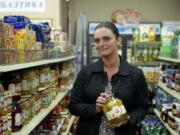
[15,113,22,126]
[105,105,126,121]
[8,83,15,94]
[22,80,28,91]
[16,83,21,93]
[31,78,36,89]
[40,74,45,83]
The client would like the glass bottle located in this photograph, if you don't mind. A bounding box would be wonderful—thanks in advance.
[102,82,128,124]
[172,103,177,116]
[143,47,149,62]
[50,125,58,135]
[15,73,22,96]
[12,95,22,132]
[133,27,140,42]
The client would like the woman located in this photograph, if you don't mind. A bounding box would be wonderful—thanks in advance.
[68,22,149,135]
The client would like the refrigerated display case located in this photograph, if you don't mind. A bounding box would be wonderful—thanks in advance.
[128,22,161,65]
[160,21,180,58]
[87,22,161,65]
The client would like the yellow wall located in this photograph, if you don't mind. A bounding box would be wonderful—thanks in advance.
[0,0,61,27]
[70,0,180,23]
[1,0,180,43]
[69,0,180,43]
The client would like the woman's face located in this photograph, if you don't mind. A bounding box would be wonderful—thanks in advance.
[94,27,120,57]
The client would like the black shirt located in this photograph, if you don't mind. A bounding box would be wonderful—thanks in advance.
[68,56,149,135]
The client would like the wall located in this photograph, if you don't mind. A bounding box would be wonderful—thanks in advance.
[0,0,61,27]
[69,0,180,43]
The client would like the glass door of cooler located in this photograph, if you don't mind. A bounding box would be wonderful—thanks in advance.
[160,21,180,58]
[87,22,100,64]
[127,22,162,65]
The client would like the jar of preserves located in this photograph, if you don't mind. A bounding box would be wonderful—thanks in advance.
[0,117,2,135]
[172,103,177,116]
[41,89,50,108]
[103,97,128,124]
[30,96,36,117]
[39,68,46,87]
[32,93,39,114]
[35,70,40,90]
[102,82,128,124]
[4,91,12,114]
[21,72,31,96]
[0,92,4,111]
[2,116,8,135]
[0,82,4,92]
[30,71,36,94]
[8,73,21,96]
[23,99,30,124]
[7,114,12,135]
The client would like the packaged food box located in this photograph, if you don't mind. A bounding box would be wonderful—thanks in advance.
[4,37,14,49]
[0,36,4,49]
[0,22,4,37]
[15,38,26,50]
[3,23,14,38]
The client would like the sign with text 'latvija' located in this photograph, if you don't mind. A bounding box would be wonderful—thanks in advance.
[0,0,45,12]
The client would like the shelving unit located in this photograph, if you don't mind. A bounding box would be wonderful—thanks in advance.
[157,56,180,63]
[12,90,69,135]
[0,55,77,135]
[62,116,76,135]
[154,109,178,135]
[157,82,180,100]
[132,61,159,66]
[153,56,180,135]
[0,55,76,72]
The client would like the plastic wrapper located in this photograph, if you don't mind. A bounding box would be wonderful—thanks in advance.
[112,9,141,24]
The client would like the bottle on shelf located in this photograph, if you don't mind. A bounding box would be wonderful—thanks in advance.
[133,27,140,42]
[143,46,149,62]
[12,95,22,132]
[8,73,22,96]
[50,125,58,135]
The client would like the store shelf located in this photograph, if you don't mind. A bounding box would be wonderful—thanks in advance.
[157,56,180,63]
[132,61,159,66]
[0,55,76,72]
[154,109,178,135]
[12,90,69,135]
[62,116,76,135]
[91,56,99,58]
[157,82,180,100]
[129,41,161,46]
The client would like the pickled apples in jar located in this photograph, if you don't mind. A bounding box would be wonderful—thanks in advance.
[102,97,128,124]
[102,82,128,124]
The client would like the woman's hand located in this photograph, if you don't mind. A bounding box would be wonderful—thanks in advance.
[96,93,113,113]
[107,118,128,128]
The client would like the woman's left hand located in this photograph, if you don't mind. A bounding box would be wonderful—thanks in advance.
[107,118,128,128]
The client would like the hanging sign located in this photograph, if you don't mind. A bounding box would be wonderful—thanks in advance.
[0,0,45,12]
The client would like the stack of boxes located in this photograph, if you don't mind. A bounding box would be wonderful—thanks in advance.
[0,16,37,65]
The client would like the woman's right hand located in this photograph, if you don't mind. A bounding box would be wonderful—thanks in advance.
[96,93,113,113]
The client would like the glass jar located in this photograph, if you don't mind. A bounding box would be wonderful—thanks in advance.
[30,71,36,94]
[39,68,46,87]
[102,82,128,124]
[103,97,128,124]
[7,114,12,135]
[24,99,30,124]
[21,72,31,96]
[41,89,50,108]
[2,116,8,135]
